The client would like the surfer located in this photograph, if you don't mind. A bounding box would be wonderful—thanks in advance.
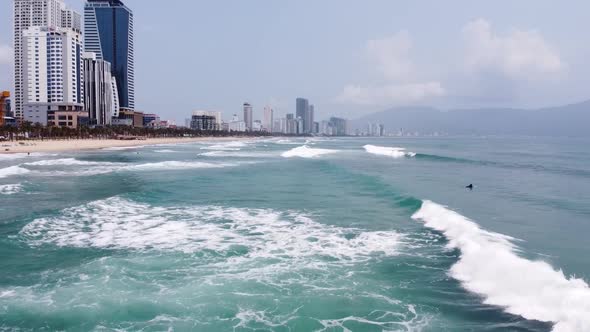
[466,184,474,190]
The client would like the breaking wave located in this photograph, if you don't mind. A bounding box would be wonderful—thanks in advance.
[0,166,31,179]
[281,146,339,158]
[412,201,590,332]
[201,141,248,151]
[21,197,401,260]
[24,158,120,167]
[364,145,416,158]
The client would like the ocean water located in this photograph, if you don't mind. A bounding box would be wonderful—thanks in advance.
[0,137,589,331]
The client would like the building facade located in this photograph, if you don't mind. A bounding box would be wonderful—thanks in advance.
[13,0,79,120]
[84,0,135,110]
[295,98,309,133]
[263,106,274,132]
[22,26,84,125]
[83,52,114,126]
[243,103,253,131]
[191,114,217,131]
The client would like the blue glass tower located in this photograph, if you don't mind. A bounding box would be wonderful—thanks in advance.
[84,0,135,110]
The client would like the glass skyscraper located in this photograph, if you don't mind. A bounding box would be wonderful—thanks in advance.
[84,0,135,110]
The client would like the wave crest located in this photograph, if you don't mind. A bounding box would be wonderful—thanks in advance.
[0,166,30,179]
[412,200,590,332]
[281,146,339,158]
[364,145,416,158]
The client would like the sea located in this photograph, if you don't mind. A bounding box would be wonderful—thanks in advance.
[0,137,589,331]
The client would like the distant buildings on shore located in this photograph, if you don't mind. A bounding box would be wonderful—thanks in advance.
[6,0,348,134]
[183,99,350,136]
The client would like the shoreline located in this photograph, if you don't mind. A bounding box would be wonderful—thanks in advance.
[0,137,250,154]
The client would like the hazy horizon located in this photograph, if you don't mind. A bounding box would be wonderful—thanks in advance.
[1,0,589,123]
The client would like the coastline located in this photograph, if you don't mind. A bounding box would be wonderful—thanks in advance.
[0,137,247,154]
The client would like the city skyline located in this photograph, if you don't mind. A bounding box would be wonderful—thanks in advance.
[2,1,590,124]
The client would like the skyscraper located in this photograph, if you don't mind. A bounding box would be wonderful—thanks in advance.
[263,106,274,132]
[243,103,253,131]
[296,98,309,133]
[83,52,115,126]
[308,104,315,134]
[22,26,84,125]
[84,0,135,111]
[13,0,78,120]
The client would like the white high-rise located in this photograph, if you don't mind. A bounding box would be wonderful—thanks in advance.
[13,0,81,120]
[83,52,114,126]
[22,26,84,125]
[263,106,274,133]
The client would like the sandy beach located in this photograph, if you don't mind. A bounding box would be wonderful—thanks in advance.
[0,137,245,154]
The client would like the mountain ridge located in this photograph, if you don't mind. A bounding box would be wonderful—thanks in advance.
[353,100,590,136]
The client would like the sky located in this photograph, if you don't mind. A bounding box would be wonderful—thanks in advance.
[1,0,590,123]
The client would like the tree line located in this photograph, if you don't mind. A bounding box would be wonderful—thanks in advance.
[0,122,301,141]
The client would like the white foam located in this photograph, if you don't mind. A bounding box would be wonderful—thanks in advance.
[123,161,234,171]
[281,145,339,158]
[201,141,248,151]
[364,145,416,158]
[200,151,275,158]
[274,139,301,145]
[21,197,401,261]
[0,184,23,195]
[412,201,590,332]
[0,166,31,179]
[24,158,119,167]
[154,149,178,153]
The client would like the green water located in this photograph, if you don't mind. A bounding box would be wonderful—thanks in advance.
[0,137,588,331]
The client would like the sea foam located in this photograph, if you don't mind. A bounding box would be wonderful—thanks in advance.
[281,145,339,158]
[24,158,119,167]
[0,184,23,195]
[364,145,416,158]
[201,141,248,151]
[412,201,590,332]
[21,197,401,261]
[0,166,30,179]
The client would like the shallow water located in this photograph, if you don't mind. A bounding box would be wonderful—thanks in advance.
[1,137,589,331]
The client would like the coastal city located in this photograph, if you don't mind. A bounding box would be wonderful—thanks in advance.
[0,0,374,138]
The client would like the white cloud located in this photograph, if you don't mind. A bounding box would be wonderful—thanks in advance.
[336,32,446,106]
[366,31,413,80]
[463,19,565,79]
[0,44,13,65]
[335,82,446,106]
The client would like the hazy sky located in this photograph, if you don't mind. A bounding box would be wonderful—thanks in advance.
[1,0,589,122]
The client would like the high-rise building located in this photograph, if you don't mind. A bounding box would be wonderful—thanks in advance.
[307,104,315,134]
[13,0,79,120]
[263,106,274,132]
[84,0,135,111]
[296,98,309,133]
[329,117,348,136]
[229,114,246,132]
[22,26,84,126]
[83,52,115,126]
[243,103,253,131]
[192,110,221,130]
[61,8,82,32]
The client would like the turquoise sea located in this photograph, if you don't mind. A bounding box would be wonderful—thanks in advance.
[0,137,589,331]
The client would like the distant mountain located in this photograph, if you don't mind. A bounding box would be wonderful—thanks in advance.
[353,100,590,136]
